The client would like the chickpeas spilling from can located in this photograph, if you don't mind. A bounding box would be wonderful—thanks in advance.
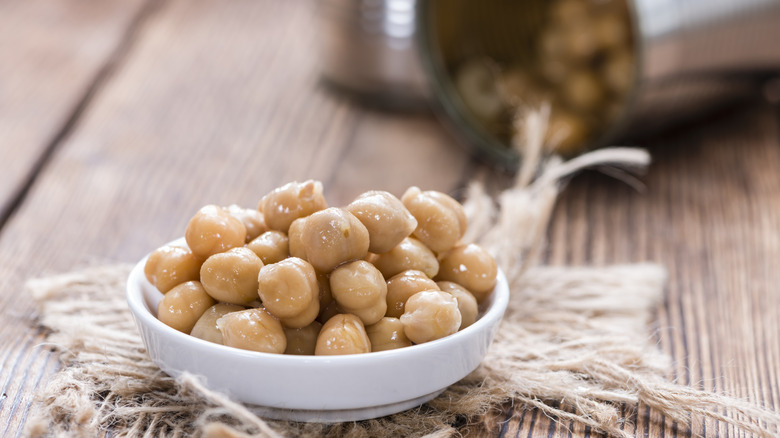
[454,0,634,156]
[145,180,498,355]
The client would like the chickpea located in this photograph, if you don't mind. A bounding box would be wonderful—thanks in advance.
[400,291,462,344]
[284,321,323,355]
[330,261,387,326]
[190,303,245,344]
[385,270,439,318]
[454,58,504,123]
[315,314,371,355]
[157,281,216,333]
[401,187,466,254]
[329,261,387,321]
[300,208,370,273]
[287,217,307,259]
[144,244,202,293]
[436,243,497,303]
[257,257,319,326]
[185,205,247,259]
[259,180,327,233]
[563,69,605,112]
[217,308,286,354]
[345,191,417,254]
[366,317,412,352]
[200,247,264,305]
[247,230,289,265]
[602,48,635,96]
[279,298,320,329]
[372,237,439,279]
[226,204,267,242]
[437,281,479,329]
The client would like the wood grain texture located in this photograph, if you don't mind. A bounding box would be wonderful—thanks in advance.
[0,0,778,435]
[0,0,149,223]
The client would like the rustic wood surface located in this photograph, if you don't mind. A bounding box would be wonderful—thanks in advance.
[0,0,777,436]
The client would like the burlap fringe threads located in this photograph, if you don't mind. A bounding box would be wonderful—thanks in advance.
[25,109,780,437]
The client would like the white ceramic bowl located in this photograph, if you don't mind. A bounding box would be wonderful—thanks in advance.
[126,244,509,422]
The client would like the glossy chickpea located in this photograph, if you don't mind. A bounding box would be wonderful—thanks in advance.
[226,204,267,242]
[185,205,247,259]
[287,217,307,259]
[437,281,479,329]
[200,247,264,305]
[260,180,327,233]
[157,281,216,333]
[373,237,439,279]
[257,257,319,327]
[315,314,371,355]
[436,243,498,303]
[345,191,418,254]
[300,208,370,273]
[247,230,289,265]
[330,260,387,325]
[365,317,412,352]
[401,187,466,254]
[217,308,286,354]
[283,321,322,355]
[385,270,439,318]
[144,245,202,293]
[190,303,245,344]
[401,290,461,344]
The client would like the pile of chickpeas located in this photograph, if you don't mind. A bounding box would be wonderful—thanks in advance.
[454,0,634,156]
[144,180,498,356]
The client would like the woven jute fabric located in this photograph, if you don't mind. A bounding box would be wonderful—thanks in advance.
[24,134,780,437]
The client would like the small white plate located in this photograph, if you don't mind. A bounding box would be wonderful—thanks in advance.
[126,243,509,422]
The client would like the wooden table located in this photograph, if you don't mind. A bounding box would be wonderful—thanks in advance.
[1,0,778,436]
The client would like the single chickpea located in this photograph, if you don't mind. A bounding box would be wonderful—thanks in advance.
[436,243,498,303]
[372,237,439,279]
[437,281,479,329]
[287,217,307,259]
[401,187,466,254]
[257,257,319,326]
[300,208,370,273]
[157,281,216,333]
[385,270,439,318]
[226,204,267,242]
[563,69,605,112]
[259,180,327,233]
[247,230,289,265]
[185,205,247,259]
[602,48,635,96]
[315,314,371,355]
[454,58,504,123]
[217,308,286,354]
[190,303,245,344]
[284,321,323,355]
[400,290,462,344]
[144,244,202,293]
[365,317,412,352]
[279,298,320,329]
[200,247,264,305]
[330,260,387,326]
[345,191,417,254]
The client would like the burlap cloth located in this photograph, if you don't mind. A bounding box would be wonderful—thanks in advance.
[24,130,780,437]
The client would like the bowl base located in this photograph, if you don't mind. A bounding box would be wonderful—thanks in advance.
[249,389,446,423]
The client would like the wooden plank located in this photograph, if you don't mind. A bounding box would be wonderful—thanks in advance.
[0,0,149,223]
[546,103,780,435]
[0,0,467,434]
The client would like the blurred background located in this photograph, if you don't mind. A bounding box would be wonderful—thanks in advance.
[0,0,778,436]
